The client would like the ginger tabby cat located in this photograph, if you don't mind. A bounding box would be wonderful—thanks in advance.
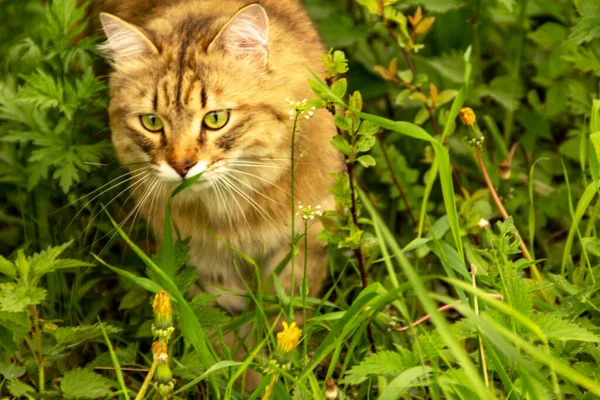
[94,0,341,313]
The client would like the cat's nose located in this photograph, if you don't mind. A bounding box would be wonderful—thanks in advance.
[170,159,197,177]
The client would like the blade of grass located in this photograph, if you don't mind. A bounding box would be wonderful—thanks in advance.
[359,190,491,399]
[98,318,131,400]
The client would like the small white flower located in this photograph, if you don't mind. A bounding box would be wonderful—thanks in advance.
[478,218,490,229]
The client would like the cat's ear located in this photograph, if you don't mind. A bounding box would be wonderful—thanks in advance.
[208,4,269,65]
[98,13,158,62]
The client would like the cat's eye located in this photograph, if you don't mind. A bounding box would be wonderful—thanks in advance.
[203,110,230,130]
[140,114,164,132]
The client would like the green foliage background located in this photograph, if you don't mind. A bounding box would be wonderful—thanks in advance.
[1,0,600,398]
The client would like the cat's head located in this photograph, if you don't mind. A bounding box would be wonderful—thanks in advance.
[99,4,292,190]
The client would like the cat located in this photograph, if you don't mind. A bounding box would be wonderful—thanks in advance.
[94,0,342,314]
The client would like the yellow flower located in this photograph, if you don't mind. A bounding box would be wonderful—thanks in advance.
[459,107,476,126]
[277,321,301,353]
[153,290,172,328]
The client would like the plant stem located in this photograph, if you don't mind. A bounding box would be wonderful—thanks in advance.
[377,135,417,227]
[503,0,529,144]
[31,305,45,394]
[289,113,299,318]
[471,264,489,388]
[302,220,309,361]
[135,358,159,400]
[475,150,549,299]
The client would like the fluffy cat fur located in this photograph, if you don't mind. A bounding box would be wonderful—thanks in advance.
[93,0,342,313]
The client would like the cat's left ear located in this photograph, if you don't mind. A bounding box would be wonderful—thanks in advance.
[208,4,269,66]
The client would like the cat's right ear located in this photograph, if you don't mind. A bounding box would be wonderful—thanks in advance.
[99,13,158,62]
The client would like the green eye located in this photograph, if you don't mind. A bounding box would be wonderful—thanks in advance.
[203,110,230,130]
[140,114,164,132]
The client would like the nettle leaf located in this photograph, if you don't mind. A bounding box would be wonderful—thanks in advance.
[567,0,600,45]
[53,323,121,347]
[0,283,46,312]
[0,256,17,278]
[61,369,113,399]
[532,314,600,342]
[8,379,35,398]
[29,241,92,282]
[341,349,416,385]
[0,311,31,338]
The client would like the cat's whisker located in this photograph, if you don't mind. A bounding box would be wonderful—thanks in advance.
[97,175,158,253]
[222,171,285,206]
[218,177,251,228]
[222,167,288,194]
[80,172,155,254]
[146,181,165,248]
[212,179,234,230]
[58,167,151,216]
[219,175,277,227]
[67,168,152,229]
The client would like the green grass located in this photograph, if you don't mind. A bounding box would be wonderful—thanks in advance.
[1,0,600,399]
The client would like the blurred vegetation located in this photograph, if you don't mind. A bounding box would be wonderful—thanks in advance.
[1,0,600,398]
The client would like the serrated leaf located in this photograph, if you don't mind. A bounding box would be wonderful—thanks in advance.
[0,283,46,312]
[8,379,35,397]
[0,256,16,278]
[0,311,30,338]
[533,314,600,342]
[61,369,112,399]
[0,362,26,380]
[341,350,416,385]
[567,0,600,45]
[53,323,121,346]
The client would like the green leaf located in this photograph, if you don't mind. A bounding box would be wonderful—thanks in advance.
[118,288,148,310]
[356,135,376,152]
[357,155,376,168]
[567,0,600,45]
[331,78,348,99]
[414,107,430,125]
[8,379,35,398]
[0,311,30,338]
[53,323,121,347]
[582,237,600,257]
[0,283,46,312]
[0,256,16,278]
[341,350,416,385]
[378,366,434,400]
[330,135,353,156]
[334,114,350,131]
[435,89,458,106]
[358,120,379,136]
[61,369,112,399]
[533,314,600,342]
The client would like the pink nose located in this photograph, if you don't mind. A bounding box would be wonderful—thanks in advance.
[169,160,196,177]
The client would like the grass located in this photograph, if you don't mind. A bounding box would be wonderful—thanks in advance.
[1,0,600,399]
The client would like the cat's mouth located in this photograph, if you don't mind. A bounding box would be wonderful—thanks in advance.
[153,159,225,188]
